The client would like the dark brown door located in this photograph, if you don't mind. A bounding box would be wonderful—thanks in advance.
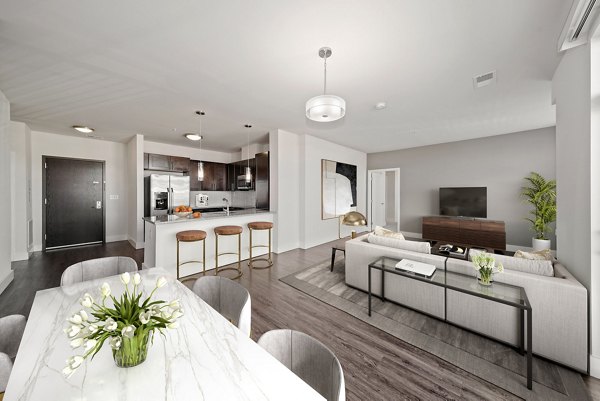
[43,157,105,250]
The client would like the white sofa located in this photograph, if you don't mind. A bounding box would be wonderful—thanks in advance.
[345,235,588,372]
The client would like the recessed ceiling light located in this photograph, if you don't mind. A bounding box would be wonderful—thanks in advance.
[375,102,387,110]
[72,125,94,134]
[185,134,203,141]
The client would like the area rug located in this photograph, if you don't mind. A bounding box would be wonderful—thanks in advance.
[280,258,590,401]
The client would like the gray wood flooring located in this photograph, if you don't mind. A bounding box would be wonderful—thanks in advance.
[2,240,599,400]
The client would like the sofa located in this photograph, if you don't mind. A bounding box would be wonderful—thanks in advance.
[345,234,588,372]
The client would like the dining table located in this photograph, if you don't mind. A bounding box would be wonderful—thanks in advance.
[4,268,325,400]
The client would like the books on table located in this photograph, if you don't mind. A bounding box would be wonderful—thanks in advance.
[394,259,437,277]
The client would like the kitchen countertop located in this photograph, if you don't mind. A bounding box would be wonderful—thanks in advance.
[143,208,272,225]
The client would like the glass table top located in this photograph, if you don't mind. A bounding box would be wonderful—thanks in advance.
[369,256,529,309]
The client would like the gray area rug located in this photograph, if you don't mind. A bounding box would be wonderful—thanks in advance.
[280,258,590,401]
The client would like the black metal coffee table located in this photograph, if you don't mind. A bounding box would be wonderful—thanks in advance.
[368,256,533,390]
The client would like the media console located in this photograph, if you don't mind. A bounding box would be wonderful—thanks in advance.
[422,216,506,251]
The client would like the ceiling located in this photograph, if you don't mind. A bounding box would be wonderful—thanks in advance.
[0,0,572,153]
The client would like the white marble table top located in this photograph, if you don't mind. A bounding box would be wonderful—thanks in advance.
[4,268,325,401]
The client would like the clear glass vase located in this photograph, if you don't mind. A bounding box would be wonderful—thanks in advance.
[478,273,493,286]
[112,331,150,368]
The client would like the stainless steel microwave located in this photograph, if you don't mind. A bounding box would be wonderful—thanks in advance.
[237,175,252,190]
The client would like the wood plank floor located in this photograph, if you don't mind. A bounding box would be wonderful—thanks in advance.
[2,240,599,400]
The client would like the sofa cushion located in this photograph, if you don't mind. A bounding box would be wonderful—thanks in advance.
[373,226,405,240]
[514,249,556,264]
[366,233,431,254]
[469,249,554,277]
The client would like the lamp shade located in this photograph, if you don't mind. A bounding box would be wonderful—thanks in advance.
[305,95,346,122]
[341,211,367,226]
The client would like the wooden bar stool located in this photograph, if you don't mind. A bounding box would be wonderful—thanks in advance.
[214,225,243,279]
[247,221,273,269]
[176,230,207,282]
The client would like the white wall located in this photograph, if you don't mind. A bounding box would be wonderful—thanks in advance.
[269,129,301,253]
[31,131,129,250]
[144,140,233,163]
[127,134,144,249]
[9,121,32,261]
[300,135,367,249]
[0,90,13,294]
[592,33,600,379]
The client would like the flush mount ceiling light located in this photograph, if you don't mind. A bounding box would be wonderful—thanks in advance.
[72,125,94,134]
[184,133,202,141]
[305,47,346,122]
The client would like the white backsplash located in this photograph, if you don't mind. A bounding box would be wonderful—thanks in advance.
[190,190,256,209]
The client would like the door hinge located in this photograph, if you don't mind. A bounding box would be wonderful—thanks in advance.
[44,162,47,168]
[44,198,47,205]
[44,234,46,240]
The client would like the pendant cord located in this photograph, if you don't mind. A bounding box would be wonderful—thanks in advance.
[323,56,327,95]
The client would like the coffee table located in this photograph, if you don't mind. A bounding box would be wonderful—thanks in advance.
[367,256,532,390]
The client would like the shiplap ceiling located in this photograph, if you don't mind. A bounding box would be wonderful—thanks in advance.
[0,0,571,153]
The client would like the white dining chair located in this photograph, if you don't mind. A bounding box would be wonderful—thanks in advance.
[192,276,251,337]
[60,256,138,286]
[258,329,345,401]
[0,314,27,394]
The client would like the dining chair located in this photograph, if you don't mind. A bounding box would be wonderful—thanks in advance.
[191,276,251,336]
[0,314,27,395]
[258,329,345,401]
[60,256,138,286]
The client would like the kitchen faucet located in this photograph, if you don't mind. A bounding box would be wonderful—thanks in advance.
[223,198,230,216]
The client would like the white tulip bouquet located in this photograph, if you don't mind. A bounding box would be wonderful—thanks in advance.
[63,272,183,375]
[471,252,504,286]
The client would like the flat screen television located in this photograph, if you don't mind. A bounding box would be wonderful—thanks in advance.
[439,187,487,218]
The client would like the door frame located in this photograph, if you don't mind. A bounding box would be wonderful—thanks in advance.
[367,168,400,232]
[42,155,106,251]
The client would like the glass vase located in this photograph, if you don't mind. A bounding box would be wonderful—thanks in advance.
[478,273,493,287]
[112,331,150,368]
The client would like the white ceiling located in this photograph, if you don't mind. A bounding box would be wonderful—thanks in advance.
[0,0,571,153]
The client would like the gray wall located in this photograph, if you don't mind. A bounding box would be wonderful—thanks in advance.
[367,127,556,247]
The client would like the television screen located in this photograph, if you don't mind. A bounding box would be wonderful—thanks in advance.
[439,187,487,218]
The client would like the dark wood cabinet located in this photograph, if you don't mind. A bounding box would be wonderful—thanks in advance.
[189,160,227,191]
[147,153,170,171]
[170,156,190,172]
[145,153,189,172]
[422,216,506,250]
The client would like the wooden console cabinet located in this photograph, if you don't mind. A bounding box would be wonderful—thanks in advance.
[422,216,506,250]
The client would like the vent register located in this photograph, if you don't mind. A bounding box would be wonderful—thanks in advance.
[473,71,496,89]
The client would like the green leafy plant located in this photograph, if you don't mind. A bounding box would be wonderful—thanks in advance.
[471,252,503,286]
[521,172,556,240]
[63,273,183,375]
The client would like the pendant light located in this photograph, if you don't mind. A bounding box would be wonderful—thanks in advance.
[305,47,346,122]
[244,124,252,183]
[196,111,205,181]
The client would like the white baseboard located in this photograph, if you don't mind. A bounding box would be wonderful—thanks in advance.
[590,354,600,378]
[0,271,14,295]
[127,237,145,250]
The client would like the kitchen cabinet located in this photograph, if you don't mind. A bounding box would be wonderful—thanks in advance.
[145,153,190,172]
[190,160,227,191]
[228,159,256,190]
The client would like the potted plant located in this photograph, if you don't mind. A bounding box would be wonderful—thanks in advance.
[521,172,556,251]
[471,252,503,286]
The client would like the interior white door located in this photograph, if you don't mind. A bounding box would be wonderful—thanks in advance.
[371,171,386,228]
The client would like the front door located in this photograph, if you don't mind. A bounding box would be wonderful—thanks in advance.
[43,157,105,250]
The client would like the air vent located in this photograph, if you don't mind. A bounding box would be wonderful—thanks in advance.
[473,71,496,88]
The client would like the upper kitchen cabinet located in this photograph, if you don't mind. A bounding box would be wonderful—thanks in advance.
[145,153,190,172]
[190,160,227,191]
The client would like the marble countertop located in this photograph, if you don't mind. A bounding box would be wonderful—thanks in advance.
[144,208,273,225]
[4,268,324,401]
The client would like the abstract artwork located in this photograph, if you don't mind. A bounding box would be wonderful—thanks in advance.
[322,159,357,220]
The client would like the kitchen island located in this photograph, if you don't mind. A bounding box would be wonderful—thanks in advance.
[144,209,274,277]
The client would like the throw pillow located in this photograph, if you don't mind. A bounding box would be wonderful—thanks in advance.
[373,226,405,240]
[367,233,431,254]
[469,249,554,277]
[514,249,556,263]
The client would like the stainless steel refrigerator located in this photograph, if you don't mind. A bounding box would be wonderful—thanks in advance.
[144,174,190,216]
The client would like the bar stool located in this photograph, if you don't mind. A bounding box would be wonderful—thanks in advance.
[176,230,207,282]
[247,221,273,269]
[214,225,243,279]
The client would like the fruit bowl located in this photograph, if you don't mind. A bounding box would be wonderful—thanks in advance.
[174,211,192,218]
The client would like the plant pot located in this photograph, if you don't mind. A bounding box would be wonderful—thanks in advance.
[532,238,551,251]
[112,331,150,368]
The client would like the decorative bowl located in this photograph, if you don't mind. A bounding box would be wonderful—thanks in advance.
[174,211,192,218]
